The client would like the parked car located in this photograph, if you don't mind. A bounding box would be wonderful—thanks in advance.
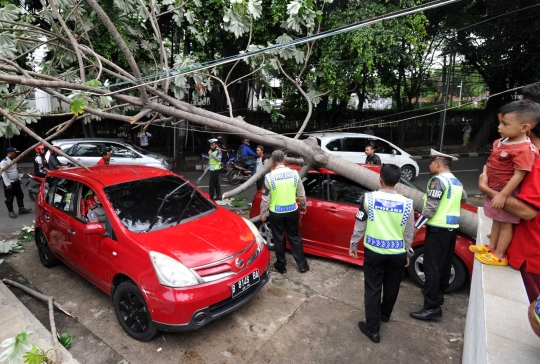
[250,164,477,293]
[45,138,172,170]
[305,132,420,180]
[34,165,270,341]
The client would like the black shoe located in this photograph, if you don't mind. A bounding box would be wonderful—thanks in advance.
[381,315,390,323]
[18,207,32,215]
[273,263,287,274]
[358,321,380,343]
[409,308,442,321]
[421,288,445,305]
[299,264,310,273]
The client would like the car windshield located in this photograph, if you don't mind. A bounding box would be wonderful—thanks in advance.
[127,143,150,155]
[104,176,215,232]
[400,178,423,192]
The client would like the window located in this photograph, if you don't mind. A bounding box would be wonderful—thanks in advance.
[45,177,57,206]
[371,140,395,154]
[75,143,103,157]
[325,139,342,151]
[326,175,368,206]
[57,143,75,155]
[106,143,134,158]
[344,138,366,152]
[49,178,76,213]
[104,176,215,232]
[302,174,322,200]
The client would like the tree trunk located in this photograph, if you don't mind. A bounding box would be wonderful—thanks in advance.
[468,92,504,151]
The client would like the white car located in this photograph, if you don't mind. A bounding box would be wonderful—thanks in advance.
[45,138,172,170]
[306,132,420,180]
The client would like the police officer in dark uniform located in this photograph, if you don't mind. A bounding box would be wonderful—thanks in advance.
[349,164,414,343]
[410,149,467,320]
[1,147,32,219]
[87,194,106,223]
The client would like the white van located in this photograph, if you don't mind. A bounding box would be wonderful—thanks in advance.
[45,138,172,170]
[306,132,420,180]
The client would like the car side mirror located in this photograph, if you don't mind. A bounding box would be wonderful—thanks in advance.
[84,222,105,235]
[131,153,138,158]
[392,149,397,155]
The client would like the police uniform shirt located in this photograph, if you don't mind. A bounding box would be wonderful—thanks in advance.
[260,165,306,213]
[87,204,106,223]
[349,189,414,254]
[1,157,19,186]
[414,171,468,228]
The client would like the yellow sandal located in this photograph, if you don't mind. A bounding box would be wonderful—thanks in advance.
[474,253,508,266]
[469,244,492,254]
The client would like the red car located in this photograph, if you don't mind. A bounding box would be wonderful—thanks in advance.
[250,164,476,293]
[34,166,270,341]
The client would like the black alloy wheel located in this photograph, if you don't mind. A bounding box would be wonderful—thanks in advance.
[36,231,60,268]
[113,281,157,341]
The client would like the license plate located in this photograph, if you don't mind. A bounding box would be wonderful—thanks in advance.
[231,269,260,298]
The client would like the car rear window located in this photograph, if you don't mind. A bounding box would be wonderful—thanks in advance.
[103,176,215,232]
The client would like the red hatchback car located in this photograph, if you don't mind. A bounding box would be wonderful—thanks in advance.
[250,164,476,293]
[34,166,270,341]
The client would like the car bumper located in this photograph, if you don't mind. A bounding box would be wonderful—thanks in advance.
[147,247,271,331]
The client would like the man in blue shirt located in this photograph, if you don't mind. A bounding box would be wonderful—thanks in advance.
[238,139,258,170]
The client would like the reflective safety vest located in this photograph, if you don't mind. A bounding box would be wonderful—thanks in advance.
[364,191,413,255]
[424,173,462,228]
[208,149,221,171]
[266,167,299,213]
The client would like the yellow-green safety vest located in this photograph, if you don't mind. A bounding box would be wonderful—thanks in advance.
[423,173,462,228]
[208,149,221,171]
[364,191,413,255]
[266,167,299,213]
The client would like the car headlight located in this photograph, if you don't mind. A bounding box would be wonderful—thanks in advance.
[149,251,200,287]
[243,217,265,251]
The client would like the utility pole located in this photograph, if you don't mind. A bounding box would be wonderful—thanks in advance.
[438,55,451,152]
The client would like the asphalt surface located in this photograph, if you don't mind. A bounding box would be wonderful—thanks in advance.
[0,163,474,364]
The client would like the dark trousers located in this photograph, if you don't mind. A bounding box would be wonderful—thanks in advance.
[269,210,307,269]
[364,248,407,333]
[208,170,221,200]
[422,226,457,310]
[3,180,24,212]
[520,262,540,303]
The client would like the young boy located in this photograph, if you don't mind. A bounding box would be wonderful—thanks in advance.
[471,100,540,265]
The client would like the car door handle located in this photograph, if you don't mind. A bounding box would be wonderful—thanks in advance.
[68,229,76,235]
[44,214,50,222]
[324,207,339,212]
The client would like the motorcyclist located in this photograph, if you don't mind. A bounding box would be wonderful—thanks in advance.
[34,144,51,178]
[238,138,258,171]
[48,146,68,170]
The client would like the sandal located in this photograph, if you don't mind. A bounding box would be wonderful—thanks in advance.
[474,253,508,266]
[469,244,492,254]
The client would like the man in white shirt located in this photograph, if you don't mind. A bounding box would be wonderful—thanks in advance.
[138,130,153,149]
[1,147,32,218]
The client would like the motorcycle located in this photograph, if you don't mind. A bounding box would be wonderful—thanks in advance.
[24,173,44,202]
[227,161,254,185]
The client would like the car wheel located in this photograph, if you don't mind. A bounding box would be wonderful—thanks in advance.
[400,165,415,181]
[36,231,60,268]
[407,247,467,293]
[113,281,157,342]
[257,221,274,251]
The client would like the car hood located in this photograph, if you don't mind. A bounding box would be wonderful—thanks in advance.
[127,208,254,268]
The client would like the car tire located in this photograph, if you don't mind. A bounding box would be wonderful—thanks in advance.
[400,165,415,181]
[407,247,467,294]
[256,220,274,251]
[36,231,60,268]
[113,280,158,342]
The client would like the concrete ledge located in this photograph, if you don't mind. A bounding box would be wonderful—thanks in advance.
[411,152,489,160]
[462,209,540,363]
[0,281,80,364]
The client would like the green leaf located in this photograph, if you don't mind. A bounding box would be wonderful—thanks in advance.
[57,331,74,349]
[70,97,86,116]
[84,79,102,88]
[22,346,46,364]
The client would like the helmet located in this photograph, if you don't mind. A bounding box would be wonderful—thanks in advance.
[242,138,250,143]
[217,136,223,141]
[208,138,218,144]
[35,144,45,153]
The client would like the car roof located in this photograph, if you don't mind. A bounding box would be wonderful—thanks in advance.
[47,165,174,187]
[306,132,378,140]
[52,138,130,144]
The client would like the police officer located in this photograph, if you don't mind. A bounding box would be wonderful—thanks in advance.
[260,150,309,273]
[87,194,106,223]
[208,139,222,201]
[410,149,467,320]
[1,147,32,219]
[34,144,50,178]
[349,164,414,343]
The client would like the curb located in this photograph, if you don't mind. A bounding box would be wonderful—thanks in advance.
[411,152,490,160]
